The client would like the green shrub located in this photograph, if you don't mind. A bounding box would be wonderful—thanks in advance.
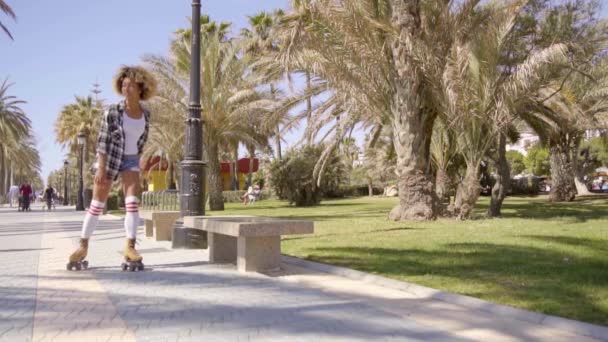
[506,150,526,175]
[269,145,347,206]
[525,145,551,176]
[252,170,265,190]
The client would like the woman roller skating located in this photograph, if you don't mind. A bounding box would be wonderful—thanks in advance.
[67,65,156,272]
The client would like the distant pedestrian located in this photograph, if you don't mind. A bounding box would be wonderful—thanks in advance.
[44,185,55,211]
[19,182,32,211]
[8,185,19,207]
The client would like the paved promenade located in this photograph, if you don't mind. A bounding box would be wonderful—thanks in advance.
[0,204,605,341]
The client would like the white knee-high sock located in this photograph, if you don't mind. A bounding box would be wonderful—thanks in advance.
[81,200,105,238]
[124,196,139,239]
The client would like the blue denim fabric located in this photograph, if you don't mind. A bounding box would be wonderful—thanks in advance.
[119,154,140,172]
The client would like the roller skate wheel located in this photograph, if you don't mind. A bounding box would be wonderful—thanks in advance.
[75,263,82,271]
[138,264,144,271]
[82,261,89,269]
[129,264,136,272]
[66,263,72,271]
[121,263,128,271]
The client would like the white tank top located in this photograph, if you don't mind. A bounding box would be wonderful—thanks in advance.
[122,112,145,155]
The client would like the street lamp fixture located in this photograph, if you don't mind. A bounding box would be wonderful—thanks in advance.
[63,159,69,205]
[172,0,207,249]
[76,131,86,211]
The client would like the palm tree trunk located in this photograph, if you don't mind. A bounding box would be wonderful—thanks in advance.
[9,161,14,187]
[454,162,481,219]
[228,158,235,191]
[0,144,5,197]
[3,159,8,197]
[166,159,175,189]
[206,142,225,211]
[232,146,239,190]
[574,146,592,196]
[388,110,438,221]
[387,1,438,221]
[548,138,577,202]
[275,126,282,160]
[488,134,510,217]
[306,71,313,146]
[247,145,255,187]
[435,167,449,204]
[270,83,282,160]
[173,162,180,191]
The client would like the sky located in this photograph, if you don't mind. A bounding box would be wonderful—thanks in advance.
[1,0,290,183]
[2,1,608,183]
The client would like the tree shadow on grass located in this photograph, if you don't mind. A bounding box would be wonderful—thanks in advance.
[306,243,608,325]
[519,235,608,253]
[473,197,608,223]
[282,227,421,242]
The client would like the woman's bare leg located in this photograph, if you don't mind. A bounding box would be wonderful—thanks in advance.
[121,171,143,265]
[68,177,112,268]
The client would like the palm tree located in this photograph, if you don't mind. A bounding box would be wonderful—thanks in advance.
[518,0,608,202]
[267,0,493,220]
[142,95,188,190]
[9,134,41,185]
[54,95,103,163]
[241,10,287,161]
[360,127,397,196]
[0,79,31,196]
[430,119,459,204]
[437,2,567,218]
[145,20,277,211]
[523,59,608,202]
[0,1,16,40]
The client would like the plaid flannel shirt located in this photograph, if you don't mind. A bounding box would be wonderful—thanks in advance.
[94,101,150,181]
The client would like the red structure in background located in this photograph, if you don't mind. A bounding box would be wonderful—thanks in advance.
[219,158,259,173]
[142,156,259,191]
[143,156,259,173]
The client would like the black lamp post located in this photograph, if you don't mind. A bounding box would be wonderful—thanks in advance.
[76,131,86,211]
[172,0,207,249]
[63,159,69,205]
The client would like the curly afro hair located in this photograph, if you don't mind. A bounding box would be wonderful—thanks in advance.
[112,65,157,101]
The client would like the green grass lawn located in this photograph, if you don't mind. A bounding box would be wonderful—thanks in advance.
[210,195,608,326]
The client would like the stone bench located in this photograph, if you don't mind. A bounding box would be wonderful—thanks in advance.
[183,216,314,273]
[140,210,181,241]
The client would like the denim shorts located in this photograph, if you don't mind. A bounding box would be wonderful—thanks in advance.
[119,154,140,172]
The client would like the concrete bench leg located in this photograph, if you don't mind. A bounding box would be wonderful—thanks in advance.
[154,217,177,241]
[144,220,154,238]
[208,233,237,264]
[237,236,281,273]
